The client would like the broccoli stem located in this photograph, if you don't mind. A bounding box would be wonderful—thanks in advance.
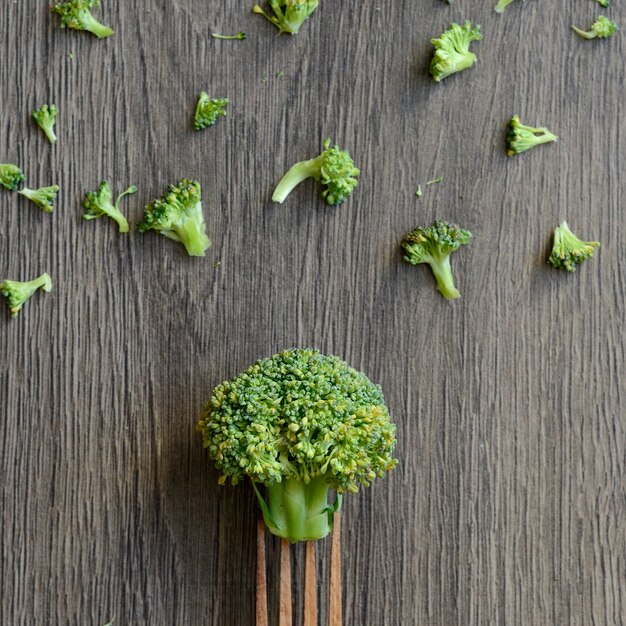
[164,218,211,257]
[256,476,339,542]
[430,256,461,300]
[272,156,323,203]
[79,10,113,38]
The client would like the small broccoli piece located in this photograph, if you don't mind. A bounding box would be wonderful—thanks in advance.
[137,179,211,257]
[572,16,618,39]
[253,0,319,35]
[593,0,610,7]
[82,181,136,233]
[272,138,360,206]
[194,94,229,131]
[18,185,60,213]
[495,0,515,13]
[198,348,397,543]
[506,115,558,156]
[32,105,58,144]
[402,220,471,300]
[0,273,52,318]
[212,32,246,40]
[50,0,113,39]
[430,21,482,82]
[0,164,25,191]
[548,221,599,272]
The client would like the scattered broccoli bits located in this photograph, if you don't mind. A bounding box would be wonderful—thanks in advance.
[193,94,229,130]
[0,273,52,318]
[402,220,472,300]
[253,0,319,35]
[32,105,58,144]
[18,185,60,213]
[572,16,618,39]
[506,115,558,156]
[272,138,360,206]
[211,32,246,40]
[548,221,599,271]
[82,181,136,233]
[51,0,113,38]
[430,21,482,82]
[495,0,515,13]
[137,179,211,257]
[0,164,25,191]
[197,348,397,543]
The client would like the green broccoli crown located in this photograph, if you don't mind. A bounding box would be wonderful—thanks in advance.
[0,273,52,318]
[548,221,599,272]
[137,179,211,257]
[32,105,58,144]
[573,15,618,39]
[272,138,360,206]
[495,0,515,13]
[198,348,397,492]
[194,94,229,130]
[430,21,482,82]
[0,163,25,191]
[83,181,136,233]
[18,185,60,213]
[252,0,319,35]
[506,115,558,156]
[402,220,472,300]
[50,0,113,38]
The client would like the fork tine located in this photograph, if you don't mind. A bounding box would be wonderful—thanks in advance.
[256,517,268,626]
[329,512,342,626]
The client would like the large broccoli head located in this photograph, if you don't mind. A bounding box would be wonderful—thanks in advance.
[197,348,397,541]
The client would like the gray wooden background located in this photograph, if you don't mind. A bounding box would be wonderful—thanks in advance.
[1,1,624,624]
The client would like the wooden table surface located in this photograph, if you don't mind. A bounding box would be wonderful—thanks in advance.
[1,1,624,625]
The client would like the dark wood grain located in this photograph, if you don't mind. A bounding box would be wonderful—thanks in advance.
[1,1,625,624]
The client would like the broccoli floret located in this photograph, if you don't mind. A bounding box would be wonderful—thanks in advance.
[137,179,211,257]
[211,32,246,40]
[82,181,136,233]
[430,21,482,82]
[253,0,319,35]
[593,0,610,7]
[194,94,229,130]
[197,348,397,543]
[0,164,25,191]
[402,220,472,300]
[548,221,599,272]
[495,0,515,13]
[32,105,58,144]
[506,115,558,156]
[272,138,360,206]
[50,0,113,39]
[0,273,52,318]
[18,185,60,213]
[572,16,618,39]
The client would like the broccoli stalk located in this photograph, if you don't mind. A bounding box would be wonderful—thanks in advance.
[82,181,136,233]
[211,32,246,40]
[252,0,319,35]
[194,94,229,130]
[430,21,482,82]
[495,0,515,13]
[0,164,25,191]
[32,105,58,144]
[402,221,472,300]
[506,115,558,156]
[137,179,211,257]
[572,16,618,39]
[548,221,599,271]
[0,273,52,318]
[272,139,360,206]
[18,185,60,213]
[198,349,397,543]
[50,0,113,39]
